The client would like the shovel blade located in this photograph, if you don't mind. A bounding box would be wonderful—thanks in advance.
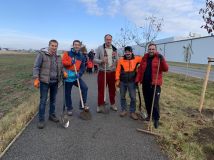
[79,110,92,120]
[61,114,69,128]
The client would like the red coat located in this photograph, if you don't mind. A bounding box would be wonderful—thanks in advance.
[135,52,168,86]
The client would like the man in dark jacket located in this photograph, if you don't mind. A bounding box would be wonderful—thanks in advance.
[135,43,168,128]
[33,39,64,129]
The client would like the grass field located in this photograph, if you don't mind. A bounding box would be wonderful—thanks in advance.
[136,73,214,160]
[168,61,214,71]
[0,54,36,115]
[0,53,39,153]
[0,53,213,159]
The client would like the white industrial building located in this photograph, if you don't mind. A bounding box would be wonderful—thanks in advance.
[132,35,214,64]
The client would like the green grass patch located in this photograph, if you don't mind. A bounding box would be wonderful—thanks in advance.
[168,61,214,71]
[135,73,213,160]
[0,54,36,114]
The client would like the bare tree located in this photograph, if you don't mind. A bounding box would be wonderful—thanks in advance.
[131,16,163,52]
[183,43,194,78]
[199,0,214,35]
[113,23,133,50]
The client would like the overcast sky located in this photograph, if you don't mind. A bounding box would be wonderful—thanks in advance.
[0,0,208,50]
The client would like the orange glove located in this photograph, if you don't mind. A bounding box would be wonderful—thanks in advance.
[63,71,68,78]
[34,78,40,88]
[115,80,120,88]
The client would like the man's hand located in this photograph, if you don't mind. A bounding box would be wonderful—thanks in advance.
[115,80,120,88]
[158,54,163,61]
[34,78,40,88]
[135,82,139,87]
[75,73,80,79]
[102,56,108,64]
[72,58,76,65]
[63,71,68,79]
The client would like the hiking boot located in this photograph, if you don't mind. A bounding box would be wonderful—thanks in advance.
[49,114,59,123]
[154,120,159,129]
[110,104,118,111]
[37,121,45,129]
[97,105,105,113]
[67,110,73,116]
[120,111,127,117]
[130,112,138,120]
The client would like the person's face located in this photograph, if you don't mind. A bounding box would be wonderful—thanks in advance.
[148,45,157,55]
[73,42,81,52]
[125,50,132,56]
[49,42,58,53]
[105,35,112,47]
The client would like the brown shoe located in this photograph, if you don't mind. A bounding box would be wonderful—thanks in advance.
[130,112,138,120]
[120,111,127,117]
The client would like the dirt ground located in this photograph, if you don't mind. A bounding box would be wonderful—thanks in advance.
[194,127,214,160]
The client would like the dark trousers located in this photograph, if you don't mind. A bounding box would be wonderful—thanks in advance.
[97,71,116,106]
[39,82,58,121]
[65,78,88,111]
[120,81,136,113]
[142,83,161,121]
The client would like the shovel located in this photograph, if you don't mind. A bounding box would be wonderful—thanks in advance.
[60,80,69,128]
[73,61,92,120]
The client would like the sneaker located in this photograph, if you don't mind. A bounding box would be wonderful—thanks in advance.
[154,120,159,129]
[97,105,106,113]
[67,110,73,116]
[37,121,45,129]
[130,112,138,120]
[110,104,118,111]
[120,111,128,117]
[49,114,59,122]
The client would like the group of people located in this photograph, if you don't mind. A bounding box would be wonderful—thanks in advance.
[33,34,168,129]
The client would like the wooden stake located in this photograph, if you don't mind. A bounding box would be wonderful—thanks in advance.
[199,57,213,113]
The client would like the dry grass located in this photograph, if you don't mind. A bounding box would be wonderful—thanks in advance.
[0,93,39,153]
[136,73,214,160]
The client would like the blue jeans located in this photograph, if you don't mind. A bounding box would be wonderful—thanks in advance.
[65,78,88,111]
[39,82,58,121]
[120,81,136,113]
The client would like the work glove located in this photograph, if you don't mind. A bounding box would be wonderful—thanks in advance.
[34,78,40,88]
[63,71,68,79]
[115,80,120,88]
[158,54,163,61]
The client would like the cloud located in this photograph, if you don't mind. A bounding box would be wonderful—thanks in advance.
[0,29,71,50]
[121,0,207,36]
[79,0,104,16]
[79,0,207,36]
[107,0,121,16]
